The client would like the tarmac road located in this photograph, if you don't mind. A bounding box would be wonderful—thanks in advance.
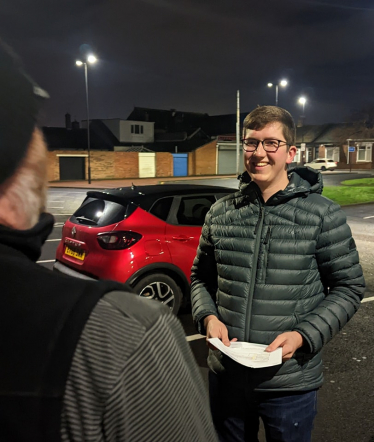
[43,179,374,442]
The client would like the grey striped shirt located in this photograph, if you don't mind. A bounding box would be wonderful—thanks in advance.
[60,291,217,441]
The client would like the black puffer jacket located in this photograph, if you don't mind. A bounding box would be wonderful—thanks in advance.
[191,167,365,391]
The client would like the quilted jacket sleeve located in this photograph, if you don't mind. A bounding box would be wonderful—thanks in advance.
[293,202,365,353]
[190,210,219,335]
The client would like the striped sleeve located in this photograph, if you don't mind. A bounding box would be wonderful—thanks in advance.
[60,296,218,442]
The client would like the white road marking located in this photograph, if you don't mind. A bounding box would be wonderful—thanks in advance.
[186,334,205,342]
[48,206,64,209]
[363,215,374,219]
[362,296,374,303]
[37,259,55,263]
[54,223,65,227]
[46,239,61,242]
[53,213,72,216]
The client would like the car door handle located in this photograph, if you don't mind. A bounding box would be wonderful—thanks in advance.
[172,235,193,242]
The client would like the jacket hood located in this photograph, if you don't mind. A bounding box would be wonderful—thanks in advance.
[0,212,54,261]
[238,166,323,204]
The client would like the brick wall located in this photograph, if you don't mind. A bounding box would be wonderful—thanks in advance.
[47,151,60,181]
[91,151,115,179]
[156,152,173,177]
[113,152,139,178]
[47,150,174,181]
[190,140,217,176]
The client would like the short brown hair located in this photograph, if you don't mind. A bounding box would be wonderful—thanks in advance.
[242,106,296,146]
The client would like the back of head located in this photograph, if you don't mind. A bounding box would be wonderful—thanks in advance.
[243,105,296,146]
[0,40,49,230]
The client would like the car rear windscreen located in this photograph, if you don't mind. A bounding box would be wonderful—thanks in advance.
[70,197,137,227]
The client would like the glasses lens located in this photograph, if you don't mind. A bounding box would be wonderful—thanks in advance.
[263,139,279,152]
[242,139,258,151]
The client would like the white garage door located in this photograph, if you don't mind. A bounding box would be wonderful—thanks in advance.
[139,152,156,178]
[217,144,242,175]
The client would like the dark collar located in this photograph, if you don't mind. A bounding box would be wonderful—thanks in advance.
[0,212,55,262]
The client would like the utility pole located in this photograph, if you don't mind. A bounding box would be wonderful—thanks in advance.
[236,90,240,175]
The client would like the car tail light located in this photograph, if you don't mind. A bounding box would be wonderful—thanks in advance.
[97,231,142,250]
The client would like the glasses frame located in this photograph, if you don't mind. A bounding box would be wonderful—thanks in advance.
[241,138,289,153]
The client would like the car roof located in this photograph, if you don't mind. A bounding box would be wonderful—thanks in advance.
[86,183,237,211]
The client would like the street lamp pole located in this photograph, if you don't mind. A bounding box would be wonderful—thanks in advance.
[268,79,288,106]
[84,62,91,184]
[275,85,277,106]
[76,55,97,184]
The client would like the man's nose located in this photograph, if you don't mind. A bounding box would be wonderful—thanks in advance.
[253,141,266,155]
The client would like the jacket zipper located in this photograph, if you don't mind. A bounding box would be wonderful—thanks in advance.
[244,203,264,342]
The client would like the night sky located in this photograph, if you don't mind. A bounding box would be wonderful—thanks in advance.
[1,0,374,128]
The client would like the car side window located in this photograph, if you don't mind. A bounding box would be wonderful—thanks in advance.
[175,196,216,226]
[149,197,174,221]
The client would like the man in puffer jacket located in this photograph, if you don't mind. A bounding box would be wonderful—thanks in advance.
[191,105,365,442]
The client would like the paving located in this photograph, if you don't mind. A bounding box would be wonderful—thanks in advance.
[47,168,374,190]
[48,174,238,189]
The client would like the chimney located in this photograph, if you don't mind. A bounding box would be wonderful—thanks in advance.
[65,113,72,129]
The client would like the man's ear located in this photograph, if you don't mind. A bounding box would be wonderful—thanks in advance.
[286,146,297,164]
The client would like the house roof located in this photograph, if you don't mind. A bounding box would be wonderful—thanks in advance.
[201,112,249,137]
[127,107,209,133]
[295,123,374,146]
[43,120,121,151]
[115,145,154,152]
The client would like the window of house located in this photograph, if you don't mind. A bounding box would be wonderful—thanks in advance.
[293,149,301,163]
[357,143,372,162]
[131,124,144,135]
[325,147,340,162]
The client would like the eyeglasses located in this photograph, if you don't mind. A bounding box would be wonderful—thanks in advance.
[241,138,289,153]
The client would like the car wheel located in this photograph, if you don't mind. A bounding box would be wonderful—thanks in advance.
[321,166,326,171]
[133,273,182,314]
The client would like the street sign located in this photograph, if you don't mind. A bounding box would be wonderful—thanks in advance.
[348,146,355,152]
[300,143,306,151]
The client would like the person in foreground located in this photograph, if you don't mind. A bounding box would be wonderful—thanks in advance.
[191,105,365,442]
[0,40,217,442]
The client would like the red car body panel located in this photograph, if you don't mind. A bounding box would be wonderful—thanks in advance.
[56,206,200,283]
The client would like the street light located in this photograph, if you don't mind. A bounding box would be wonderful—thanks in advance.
[267,79,288,106]
[298,96,307,116]
[76,54,97,184]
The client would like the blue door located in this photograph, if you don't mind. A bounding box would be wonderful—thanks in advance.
[173,153,188,177]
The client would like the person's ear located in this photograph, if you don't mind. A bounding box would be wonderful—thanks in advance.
[286,146,297,164]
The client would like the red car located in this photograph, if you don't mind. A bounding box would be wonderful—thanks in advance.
[54,184,235,313]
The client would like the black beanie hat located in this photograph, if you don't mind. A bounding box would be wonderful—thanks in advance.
[0,40,49,185]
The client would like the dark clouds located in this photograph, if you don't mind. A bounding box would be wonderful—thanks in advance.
[1,0,374,126]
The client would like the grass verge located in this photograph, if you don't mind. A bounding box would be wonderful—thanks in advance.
[340,178,374,186]
[324,186,374,205]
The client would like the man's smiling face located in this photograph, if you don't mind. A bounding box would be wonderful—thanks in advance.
[243,122,297,195]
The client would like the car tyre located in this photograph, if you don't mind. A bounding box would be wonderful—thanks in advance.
[133,273,182,314]
[321,166,326,171]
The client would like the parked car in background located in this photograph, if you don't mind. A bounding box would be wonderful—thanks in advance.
[304,158,338,171]
[54,184,235,313]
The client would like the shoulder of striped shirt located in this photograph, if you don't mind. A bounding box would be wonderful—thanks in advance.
[101,290,173,329]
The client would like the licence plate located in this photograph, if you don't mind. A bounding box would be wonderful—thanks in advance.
[64,246,86,261]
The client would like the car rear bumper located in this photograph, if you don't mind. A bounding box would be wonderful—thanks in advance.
[53,261,97,280]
